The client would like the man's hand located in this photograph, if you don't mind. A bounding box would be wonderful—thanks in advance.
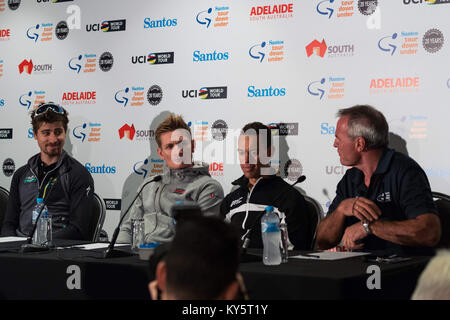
[339,197,382,222]
[342,222,368,250]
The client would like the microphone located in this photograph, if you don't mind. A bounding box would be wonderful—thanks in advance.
[104,175,162,258]
[241,175,306,256]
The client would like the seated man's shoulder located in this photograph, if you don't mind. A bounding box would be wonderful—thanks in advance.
[195,174,223,190]
[391,151,422,170]
[12,164,30,178]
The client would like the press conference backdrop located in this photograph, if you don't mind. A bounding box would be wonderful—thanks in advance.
[0,0,449,237]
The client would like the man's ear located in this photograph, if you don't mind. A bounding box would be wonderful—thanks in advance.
[155,260,167,292]
[157,147,165,161]
[355,137,366,152]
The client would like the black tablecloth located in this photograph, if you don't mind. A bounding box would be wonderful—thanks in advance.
[0,240,430,300]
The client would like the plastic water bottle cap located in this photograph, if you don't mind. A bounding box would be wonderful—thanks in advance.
[265,206,274,212]
[36,198,43,204]
[140,242,159,249]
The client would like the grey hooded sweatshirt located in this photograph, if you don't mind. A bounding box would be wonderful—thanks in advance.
[117,162,224,244]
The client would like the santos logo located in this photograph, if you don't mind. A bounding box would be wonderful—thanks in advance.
[247,85,286,97]
[144,17,178,29]
[321,122,336,135]
[85,163,116,174]
[193,50,229,62]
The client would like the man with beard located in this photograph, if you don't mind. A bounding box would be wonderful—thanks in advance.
[1,102,94,240]
[220,122,313,250]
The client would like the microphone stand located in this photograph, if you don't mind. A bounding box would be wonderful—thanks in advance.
[103,175,162,258]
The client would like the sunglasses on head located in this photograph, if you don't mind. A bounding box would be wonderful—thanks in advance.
[34,103,65,117]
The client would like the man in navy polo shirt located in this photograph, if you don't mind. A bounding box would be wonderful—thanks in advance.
[316,105,441,256]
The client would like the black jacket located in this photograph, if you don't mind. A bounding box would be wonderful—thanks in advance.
[1,151,94,240]
[220,175,313,250]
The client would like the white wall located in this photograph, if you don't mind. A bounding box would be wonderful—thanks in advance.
[0,0,449,237]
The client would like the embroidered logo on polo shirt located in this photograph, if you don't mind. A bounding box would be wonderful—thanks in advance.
[24,176,37,183]
[377,192,391,203]
[174,188,185,195]
[230,197,243,208]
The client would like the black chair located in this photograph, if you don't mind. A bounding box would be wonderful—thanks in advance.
[0,186,9,231]
[87,192,106,242]
[303,194,323,250]
[433,191,450,248]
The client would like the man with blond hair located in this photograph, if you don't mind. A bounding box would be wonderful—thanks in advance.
[117,114,223,244]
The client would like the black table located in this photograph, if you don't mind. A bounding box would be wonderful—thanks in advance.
[240,251,430,300]
[0,241,430,300]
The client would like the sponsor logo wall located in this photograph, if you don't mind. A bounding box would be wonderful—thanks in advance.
[0,0,448,236]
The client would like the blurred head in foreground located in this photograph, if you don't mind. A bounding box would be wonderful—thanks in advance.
[148,215,246,300]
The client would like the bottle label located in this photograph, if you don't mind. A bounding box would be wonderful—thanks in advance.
[262,222,279,233]
[32,211,38,224]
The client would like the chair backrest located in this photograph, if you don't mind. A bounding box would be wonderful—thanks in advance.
[433,191,450,248]
[88,192,106,242]
[0,186,9,231]
[303,194,323,250]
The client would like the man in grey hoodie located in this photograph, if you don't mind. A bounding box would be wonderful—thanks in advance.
[117,114,224,244]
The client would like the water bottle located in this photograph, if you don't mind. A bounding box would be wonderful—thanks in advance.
[31,198,44,245]
[261,206,282,265]
[37,205,51,246]
[31,198,51,246]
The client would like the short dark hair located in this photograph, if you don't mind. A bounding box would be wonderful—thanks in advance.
[31,103,69,134]
[241,122,272,150]
[164,216,240,299]
[337,105,389,150]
